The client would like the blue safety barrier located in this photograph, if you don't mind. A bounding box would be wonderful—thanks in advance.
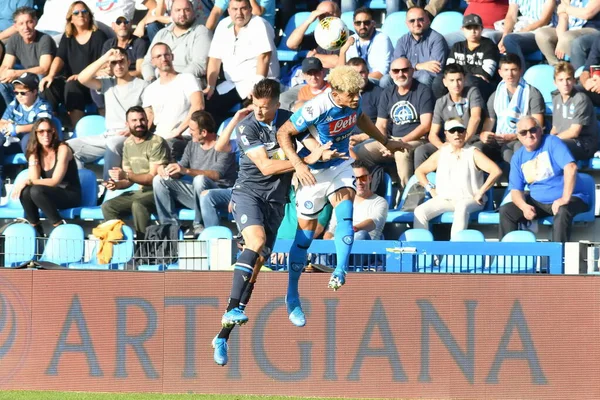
[271,239,564,274]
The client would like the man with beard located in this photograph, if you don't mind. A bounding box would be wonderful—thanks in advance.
[141,0,212,82]
[102,106,170,239]
[338,7,393,84]
[353,57,434,192]
[102,15,149,78]
[142,42,203,161]
[152,110,237,238]
[70,47,149,180]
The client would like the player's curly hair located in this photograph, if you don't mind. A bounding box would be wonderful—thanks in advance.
[327,66,363,94]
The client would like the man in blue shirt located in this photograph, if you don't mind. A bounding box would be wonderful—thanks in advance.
[499,116,589,243]
[392,6,447,87]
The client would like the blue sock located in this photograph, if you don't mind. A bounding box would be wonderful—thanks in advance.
[287,229,314,302]
[334,200,354,274]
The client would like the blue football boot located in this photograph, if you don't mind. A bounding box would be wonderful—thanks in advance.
[212,335,228,366]
[221,307,249,328]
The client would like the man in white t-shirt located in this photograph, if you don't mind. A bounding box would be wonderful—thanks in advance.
[325,161,388,241]
[69,47,148,180]
[203,0,278,124]
[142,42,204,161]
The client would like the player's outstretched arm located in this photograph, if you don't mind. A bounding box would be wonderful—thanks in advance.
[277,120,317,186]
[356,112,407,153]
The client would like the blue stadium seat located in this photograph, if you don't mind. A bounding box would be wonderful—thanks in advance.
[199,226,233,241]
[43,169,98,219]
[80,184,139,220]
[341,11,354,33]
[382,173,393,206]
[277,12,317,62]
[523,64,556,114]
[399,228,434,270]
[0,169,28,219]
[72,115,106,139]
[364,0,386,9]
[382,12,408,48]
[487,230,537,273]
[439,229,486,272]
[430,11,464,36]
[217,117,234,137]
[386,174,421,223]
[69,225,134,269]
[3,223,36,267]
[39,223,85,266]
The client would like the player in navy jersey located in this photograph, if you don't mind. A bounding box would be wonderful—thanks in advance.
[276,66,407,327]
[212,79,338,366]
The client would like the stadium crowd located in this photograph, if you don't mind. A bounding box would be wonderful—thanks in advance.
[0,0,598,247]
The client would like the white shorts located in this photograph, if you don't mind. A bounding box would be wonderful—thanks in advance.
[296,159,356,220]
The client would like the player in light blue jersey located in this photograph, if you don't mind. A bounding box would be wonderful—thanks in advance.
[276,66,407,327]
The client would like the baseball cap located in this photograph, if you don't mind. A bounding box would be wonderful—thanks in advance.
[444,119,466,131]
[12,72,39,90]
[302,57,323,73]
[462,14,483,28]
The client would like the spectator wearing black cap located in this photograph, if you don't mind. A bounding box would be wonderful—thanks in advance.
[433,14,499,101]
[294,57,331,110]
[0,72,53,193]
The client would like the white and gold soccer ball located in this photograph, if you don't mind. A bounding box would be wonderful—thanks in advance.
[314,16,349,51]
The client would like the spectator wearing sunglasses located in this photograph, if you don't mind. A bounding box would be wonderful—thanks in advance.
[549,62,597,161]
[0,72,52,154]
[392,6,447,87]
[69,47,149,180]
[353,57,433,192]
[101,16,149,78]
[499,116,590,243]
[413,118,501,238]
[338,7,393,85]
[39,1,108,129]
[0,7,56,114]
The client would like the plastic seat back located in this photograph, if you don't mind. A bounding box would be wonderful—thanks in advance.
[493,230,536,273]
[399,228,434,270]
[39,224,84,265]
[382,12,408,47]
[73,115,106,139]
[523,65,556,112]
[441,229,485,271]
[431,11,464,35]
[78,169,99,207]
[4,223,36,267]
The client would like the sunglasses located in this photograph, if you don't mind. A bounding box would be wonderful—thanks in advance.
[518,127,538,136]
[408,17,425,24]
[391,67,411,74]
[72,9,89,16]
[355,175,370,182]
[110,59,125,66]
[13,90,30,96]
[115,18,129,25]
[36,129,54,134]
[448,128,466,134]
[354,20,372,26]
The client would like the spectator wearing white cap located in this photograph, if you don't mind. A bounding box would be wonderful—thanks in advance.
[413,117,502,238]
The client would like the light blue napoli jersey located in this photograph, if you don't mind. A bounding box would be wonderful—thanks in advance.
[290,91,362,170]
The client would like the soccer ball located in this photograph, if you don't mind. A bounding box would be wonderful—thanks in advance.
[314,16,349,51]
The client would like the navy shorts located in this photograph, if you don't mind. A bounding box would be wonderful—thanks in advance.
[231,189,285,256]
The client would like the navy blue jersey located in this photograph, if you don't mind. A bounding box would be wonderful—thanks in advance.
[290,91,362,170]
[234,109,294,203]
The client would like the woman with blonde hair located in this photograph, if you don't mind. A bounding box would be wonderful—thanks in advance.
[39,1,107,128]
[12,118,82,236]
